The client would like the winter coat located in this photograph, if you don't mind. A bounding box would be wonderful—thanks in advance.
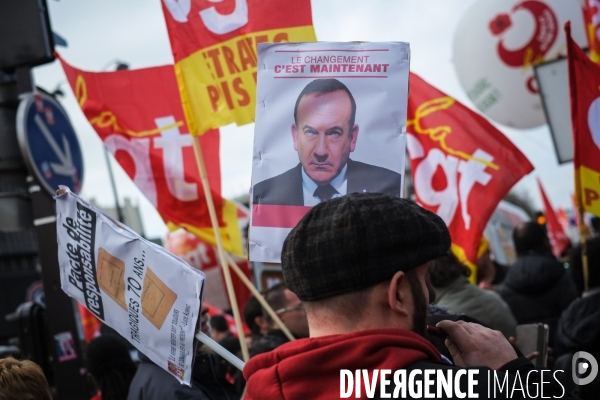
[242,328,570,399]
[496,250,578,343]
[556,290,600,354]
[554,290,600,399]
[434,275,518,338]
[249,329,289,358]
[127,352,238,400]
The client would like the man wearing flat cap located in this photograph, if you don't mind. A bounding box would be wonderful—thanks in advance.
[242,194,571,399]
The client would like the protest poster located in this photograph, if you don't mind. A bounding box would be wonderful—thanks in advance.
[249,42,410,262]
[55,187,205,385]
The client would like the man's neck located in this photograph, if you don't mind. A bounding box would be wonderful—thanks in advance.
[307,312,411,338]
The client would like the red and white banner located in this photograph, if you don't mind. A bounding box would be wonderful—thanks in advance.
[537,179,570,256]
[58,55,244,256]
[407,73,534,272]
[567,23,600,218]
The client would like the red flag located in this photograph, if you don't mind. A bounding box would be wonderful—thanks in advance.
[407,73,534,275]
[566,23,600,218]
[537,179,570,256]
[556,208,571,233]
[58,55,244,255]
[78,303,102,342]
[166,203,253,316]
[162,0,316,134]
[584,0,600,62]
[204,301,250,337]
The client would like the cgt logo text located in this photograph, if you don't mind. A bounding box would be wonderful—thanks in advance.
[340,365,592,399]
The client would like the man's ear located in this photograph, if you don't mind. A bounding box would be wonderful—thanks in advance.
[292,123,299,151]
[254,315,269,334]
[387,270,409,317]
[349,124,359,152]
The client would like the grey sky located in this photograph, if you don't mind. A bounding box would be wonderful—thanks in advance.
[32,0,575,239]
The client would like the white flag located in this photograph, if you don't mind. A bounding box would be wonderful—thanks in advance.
[55,186,205,385]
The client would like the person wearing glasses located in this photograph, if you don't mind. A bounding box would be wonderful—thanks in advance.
[249,283,309,358]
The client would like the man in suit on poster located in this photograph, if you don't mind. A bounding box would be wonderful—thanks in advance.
[253,78,401,206]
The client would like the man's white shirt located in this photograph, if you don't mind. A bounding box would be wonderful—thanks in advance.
[301,164,348,206]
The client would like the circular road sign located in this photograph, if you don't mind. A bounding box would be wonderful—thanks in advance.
[16,92,84,195]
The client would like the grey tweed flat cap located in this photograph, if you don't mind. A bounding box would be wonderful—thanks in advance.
[281,193,451,301]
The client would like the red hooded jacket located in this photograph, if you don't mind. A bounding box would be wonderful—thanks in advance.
[243,328,441,400]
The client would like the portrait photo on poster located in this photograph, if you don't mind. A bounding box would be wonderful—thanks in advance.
[250,42,410,263]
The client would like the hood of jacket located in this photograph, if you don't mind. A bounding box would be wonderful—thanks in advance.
[503,251,566,295]
[243,328,440,400]
[557,292,600,352]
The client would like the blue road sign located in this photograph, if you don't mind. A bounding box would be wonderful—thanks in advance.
[17,92,84,195]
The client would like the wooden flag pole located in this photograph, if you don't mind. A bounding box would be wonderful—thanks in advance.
[576,189,590,292]
[191,136,249,361]
[224,253,295,341]
[578,213,590,292]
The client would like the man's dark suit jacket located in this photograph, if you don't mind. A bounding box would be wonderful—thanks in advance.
[252,159,402,206]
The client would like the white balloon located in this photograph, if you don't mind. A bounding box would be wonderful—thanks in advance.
[453,0,587,129]
[588,97,600,152]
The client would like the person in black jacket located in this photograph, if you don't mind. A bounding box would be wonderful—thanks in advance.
[243,295,268,342]
[496,222,578,345]
[554,236,600,399]
[85,335,137,400]
[127,305,239,400]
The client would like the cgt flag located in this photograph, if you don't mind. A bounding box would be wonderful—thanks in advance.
[537,178,570,257]
[567,23,600,217]
[584,0,600,63]
[407,73,533,275]
[162,0,316,135]
[58,55,244,257]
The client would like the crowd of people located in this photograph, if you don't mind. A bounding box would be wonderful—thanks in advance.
[1,194,599,399]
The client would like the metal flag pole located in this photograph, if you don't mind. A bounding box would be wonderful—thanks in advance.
[195,331,245,371]
[103,148,125,223]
